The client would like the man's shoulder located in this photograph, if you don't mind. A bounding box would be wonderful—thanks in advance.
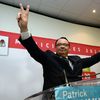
[45,50,54,55]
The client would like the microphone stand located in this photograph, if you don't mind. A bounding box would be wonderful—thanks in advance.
[63,69,71,86]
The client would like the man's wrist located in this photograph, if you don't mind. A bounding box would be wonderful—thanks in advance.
[21,31,31,40]
[20,28,28,33]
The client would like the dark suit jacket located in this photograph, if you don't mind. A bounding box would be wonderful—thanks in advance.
[19,36,100,90]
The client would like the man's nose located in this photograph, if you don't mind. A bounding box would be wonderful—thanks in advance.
[60,45,65,49]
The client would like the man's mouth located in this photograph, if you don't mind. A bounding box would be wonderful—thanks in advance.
[60,49,66,52]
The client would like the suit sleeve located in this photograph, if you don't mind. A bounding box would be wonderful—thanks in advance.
[80,52,100,68]
[19,36,47,65]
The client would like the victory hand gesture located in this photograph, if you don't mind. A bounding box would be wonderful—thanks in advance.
[17,3,30,32]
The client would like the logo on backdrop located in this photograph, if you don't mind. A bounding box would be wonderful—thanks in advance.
[0,39,6,47]
[0,35,9,56]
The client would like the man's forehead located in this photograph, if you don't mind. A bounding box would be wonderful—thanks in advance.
[57,38,69,43]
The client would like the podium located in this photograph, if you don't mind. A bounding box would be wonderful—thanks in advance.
[24,78,100,100]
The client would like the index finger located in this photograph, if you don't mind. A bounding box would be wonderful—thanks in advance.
[19,3,24,11]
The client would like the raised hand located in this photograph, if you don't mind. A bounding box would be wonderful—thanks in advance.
[17,3,30,32]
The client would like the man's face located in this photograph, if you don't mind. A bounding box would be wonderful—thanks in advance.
[55,39,70,57]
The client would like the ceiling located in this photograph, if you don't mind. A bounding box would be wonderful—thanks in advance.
[0,0,100,28]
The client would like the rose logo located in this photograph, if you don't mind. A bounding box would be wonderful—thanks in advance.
[0,39,6,47]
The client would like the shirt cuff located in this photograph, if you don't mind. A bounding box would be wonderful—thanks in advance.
[21,31,31,40]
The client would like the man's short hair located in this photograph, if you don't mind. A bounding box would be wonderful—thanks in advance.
[55,37,70,47]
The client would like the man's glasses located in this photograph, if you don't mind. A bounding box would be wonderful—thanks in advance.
[56,43,69,47]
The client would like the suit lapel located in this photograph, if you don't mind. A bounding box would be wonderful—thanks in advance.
[68,56,82,75]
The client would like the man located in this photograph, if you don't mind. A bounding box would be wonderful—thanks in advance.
[17,4,100,91]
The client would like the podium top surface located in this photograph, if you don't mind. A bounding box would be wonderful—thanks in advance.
[24,78,100,100]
